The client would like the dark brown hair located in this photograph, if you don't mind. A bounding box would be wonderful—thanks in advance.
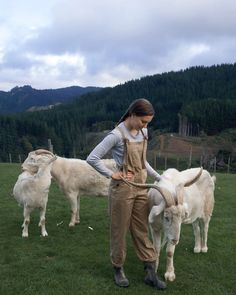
[117,98,155,125]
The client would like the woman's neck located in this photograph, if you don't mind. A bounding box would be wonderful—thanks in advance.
[124,119,138,136]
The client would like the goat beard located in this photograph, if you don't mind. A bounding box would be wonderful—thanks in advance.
[161,233,168,248]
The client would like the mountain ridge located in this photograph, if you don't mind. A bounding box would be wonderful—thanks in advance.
[0,85,102,113]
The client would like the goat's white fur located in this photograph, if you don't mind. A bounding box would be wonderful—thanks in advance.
[152,168,215,281]
[13,155,57,237]
[125,167,215,282]
[22,150,117,227]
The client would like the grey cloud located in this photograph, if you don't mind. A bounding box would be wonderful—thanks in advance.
[1,0,236,90]
[1,50,36,69]
[25,0,236,67]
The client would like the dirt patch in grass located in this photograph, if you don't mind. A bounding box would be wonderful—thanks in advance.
[149,133,236,157]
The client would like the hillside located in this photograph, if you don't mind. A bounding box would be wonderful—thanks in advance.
[0,85,101,113]
[149,131,236,156]
[146,128,236,172]
[64,63,236,135]
[1,63,236,163]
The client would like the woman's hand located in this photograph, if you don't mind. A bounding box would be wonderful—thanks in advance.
[111,171,134,181]
[111,172,122,180]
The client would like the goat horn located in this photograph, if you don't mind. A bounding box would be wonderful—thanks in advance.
[34,149,54,156]
[120,176,175,207]
[184,167,203,187]
[47,155,57,164]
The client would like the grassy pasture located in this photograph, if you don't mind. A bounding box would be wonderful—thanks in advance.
[0,163,235,295]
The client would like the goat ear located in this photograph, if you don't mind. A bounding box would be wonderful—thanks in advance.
[148,201,165,223]
[35,149,54,156]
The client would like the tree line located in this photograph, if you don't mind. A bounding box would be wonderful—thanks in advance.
[1,63,236,162]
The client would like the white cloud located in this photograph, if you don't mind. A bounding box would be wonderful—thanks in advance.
[0,0,236,91]
[26,52,85,69]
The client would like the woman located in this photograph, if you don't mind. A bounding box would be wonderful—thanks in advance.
[86,98,166,290]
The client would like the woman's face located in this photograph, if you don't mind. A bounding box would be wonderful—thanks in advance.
[130,115,153,130]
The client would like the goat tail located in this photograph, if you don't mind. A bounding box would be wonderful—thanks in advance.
[212,175,216,183]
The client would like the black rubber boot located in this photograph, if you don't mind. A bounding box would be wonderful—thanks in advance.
[144,261,166,290]
[114,266,129,287]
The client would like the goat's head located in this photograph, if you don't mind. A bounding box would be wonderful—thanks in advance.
[148,182,187,246]
[162,206,185,246]
[22,149,55,173]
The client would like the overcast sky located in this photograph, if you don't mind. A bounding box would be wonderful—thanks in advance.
[0,0,235,91]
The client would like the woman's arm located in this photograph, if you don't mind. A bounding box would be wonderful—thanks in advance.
[86,133,119,178]
[145,161,161,181]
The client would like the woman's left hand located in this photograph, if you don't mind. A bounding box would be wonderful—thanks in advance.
[124,171,135,180]
[111,171,134,181]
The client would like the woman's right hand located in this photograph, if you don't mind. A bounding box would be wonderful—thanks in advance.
[111,172,122,180]
[111,171,134,181]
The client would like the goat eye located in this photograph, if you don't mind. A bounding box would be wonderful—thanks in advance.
[164,216,170,222]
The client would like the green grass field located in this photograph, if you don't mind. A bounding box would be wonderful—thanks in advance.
[0,163,235,295]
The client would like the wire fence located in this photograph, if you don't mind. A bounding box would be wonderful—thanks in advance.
[3,149,236,174]
[147,150,235,173]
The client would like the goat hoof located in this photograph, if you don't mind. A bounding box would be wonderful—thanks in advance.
[194,247,201,253]
[69,222,75,227]
[22,233,28,238]
[41,232,48,237]
[165,271,175,282]
[201,247,208,253]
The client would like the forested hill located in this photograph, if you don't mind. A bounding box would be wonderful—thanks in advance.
[1,63,236,162]
[66,63,236,134]
[0,85,101,113]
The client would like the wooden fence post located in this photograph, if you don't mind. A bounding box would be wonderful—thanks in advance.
[73,146,76,158]
[48,138,53,153]
[227,156,231,173]
[165,155,167,170]
[188,146,192,168]
[153,151,157,170]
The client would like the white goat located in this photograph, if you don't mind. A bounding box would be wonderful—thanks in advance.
[123,167,215,282]
[22,149,117,227]
[13,155,57,237]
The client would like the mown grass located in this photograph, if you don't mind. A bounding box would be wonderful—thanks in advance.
[0,163,235,295]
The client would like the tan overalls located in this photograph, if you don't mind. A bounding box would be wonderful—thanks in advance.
[109,127,157,267]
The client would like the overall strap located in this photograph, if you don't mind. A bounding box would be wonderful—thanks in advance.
[116,126,126,140]
[140,129,148,140]
[116,126,129,174]
[140,129,148,164]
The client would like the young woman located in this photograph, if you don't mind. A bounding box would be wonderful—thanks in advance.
[86,98,166,290]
